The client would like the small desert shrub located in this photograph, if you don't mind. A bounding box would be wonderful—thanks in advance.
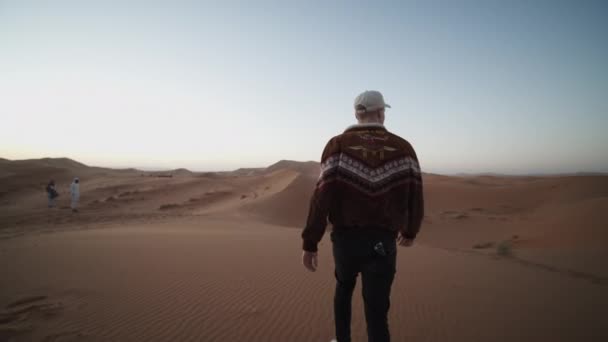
[159,203,180,210]
[496,240,513,257]
[473,242,494,249]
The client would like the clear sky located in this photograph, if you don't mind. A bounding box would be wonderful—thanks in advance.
[1,1,607,174]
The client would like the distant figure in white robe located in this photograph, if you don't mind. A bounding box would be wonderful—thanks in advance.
[70,177,80,212]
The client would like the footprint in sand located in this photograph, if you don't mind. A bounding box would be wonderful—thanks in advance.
[41,330,86,342]
[0,295,63,340]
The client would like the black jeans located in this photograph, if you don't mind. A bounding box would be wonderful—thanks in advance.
[332,229,397,342]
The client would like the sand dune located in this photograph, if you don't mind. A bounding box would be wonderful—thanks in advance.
[1,220,607,341]
[1,157,607,341]
[241,172,316,227]
[265,159,320,176]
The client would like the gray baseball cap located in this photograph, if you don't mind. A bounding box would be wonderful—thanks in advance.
[354,90,391,113]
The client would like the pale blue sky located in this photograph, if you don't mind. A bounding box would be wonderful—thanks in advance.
[1,1,607,174]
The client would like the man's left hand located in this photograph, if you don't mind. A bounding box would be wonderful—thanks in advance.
[397,233,414,247]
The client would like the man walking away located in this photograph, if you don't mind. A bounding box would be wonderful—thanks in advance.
[46,180,58,208]
[70,177,80,213]
[301,90,424,342]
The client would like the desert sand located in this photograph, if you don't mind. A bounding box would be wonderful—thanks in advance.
[1,158,607,341]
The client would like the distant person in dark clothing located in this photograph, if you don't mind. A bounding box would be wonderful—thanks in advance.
[302,90,424,342]
[46,180,59,208]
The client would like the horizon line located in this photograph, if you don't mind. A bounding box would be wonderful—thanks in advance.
[2,156,607,178]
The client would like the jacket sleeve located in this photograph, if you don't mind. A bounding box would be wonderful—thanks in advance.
[403,149,424,240]
[301,137,340,252]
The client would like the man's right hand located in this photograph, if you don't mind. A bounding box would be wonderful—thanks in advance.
[302,251,318,272]
[397,232,414,247]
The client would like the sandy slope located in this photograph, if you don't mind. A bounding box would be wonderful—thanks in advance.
[1,158,607,341]
[1,219,607,342]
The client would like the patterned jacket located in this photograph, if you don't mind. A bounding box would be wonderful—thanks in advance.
[302,123,424,252]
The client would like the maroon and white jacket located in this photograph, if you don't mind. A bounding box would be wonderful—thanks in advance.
[302,123,424,252]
